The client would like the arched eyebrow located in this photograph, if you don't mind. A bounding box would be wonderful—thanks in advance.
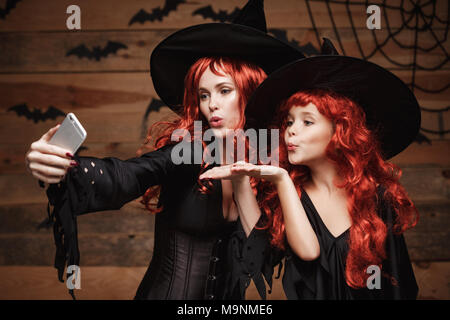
[300,111,315,117]
[289,109,316,116]
[215,82,234,88]
[198,82,234,91]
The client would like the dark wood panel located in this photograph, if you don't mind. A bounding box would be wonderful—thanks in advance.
[0,108,176,144]
[0,142,145,174]
[0,73,155,112]
[0,202,154,234]
[0,263,447,300]
[0,71,447,148]
[0,199,447,264]
[0,28,447,73]
[405,231,450,261]
[0,167,449,207]
[0,266,148,300]
[1,0,444,31]
[0,171,158,205]
[399,167,450,201]
[1,139,448,175]
[2,104,447,145]
[5,197,448,235]
[0,30,172,73]
[0,71,446,112]
[284,27,449,70]
[390,140,450,166]
[0,232,154,266]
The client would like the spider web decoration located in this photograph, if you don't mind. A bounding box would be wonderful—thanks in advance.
[305,0,449,140]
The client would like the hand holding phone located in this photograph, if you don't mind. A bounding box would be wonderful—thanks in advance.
[26,113,87,184]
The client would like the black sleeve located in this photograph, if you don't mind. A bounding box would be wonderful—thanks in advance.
[44,144,175,299]
[376,190,419,299]
[224,216,283,300]
[48,143,175,215]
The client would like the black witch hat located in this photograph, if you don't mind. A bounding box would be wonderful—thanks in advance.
[150,0,305,114]
[245,38,421,159]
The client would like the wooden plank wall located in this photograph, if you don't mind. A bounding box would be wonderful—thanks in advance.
[0,0,448,299]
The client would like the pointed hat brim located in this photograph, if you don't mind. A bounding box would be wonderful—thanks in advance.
[245,55,421,159]
[150,22,305,113]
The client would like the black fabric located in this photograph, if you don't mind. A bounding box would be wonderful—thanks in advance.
[45,141,243,300]
[224,216,284,300]
[236,186,418,300]
[232,0,267,33]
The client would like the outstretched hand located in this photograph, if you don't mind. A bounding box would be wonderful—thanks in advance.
[199,161,287,183]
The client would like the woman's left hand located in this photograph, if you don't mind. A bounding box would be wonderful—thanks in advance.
[199,161,287,183]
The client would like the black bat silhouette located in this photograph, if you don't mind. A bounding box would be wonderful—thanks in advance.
[145,98,166,116]
[415,131,432,145]
[141,98,167,138]
[192,5,241,22]
[8,104,66,123]
[268,28,320,56]
[66,41,128,61]
[0,0,21,20]
[129,0,187,25]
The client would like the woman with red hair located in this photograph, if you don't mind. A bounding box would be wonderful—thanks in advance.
[200,39,420,299]
[24,0,304,299]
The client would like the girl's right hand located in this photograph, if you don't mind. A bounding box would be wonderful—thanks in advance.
[25,125,78,184]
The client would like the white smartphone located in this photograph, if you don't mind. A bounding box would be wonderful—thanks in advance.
[49,113,87,154]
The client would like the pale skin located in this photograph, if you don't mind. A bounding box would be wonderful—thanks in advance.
[25,64,260,229]
[25,124,76,184]
[198,66,273,230]
[200,102,354,261]
[285,103,351,238]
[200,162,320,261]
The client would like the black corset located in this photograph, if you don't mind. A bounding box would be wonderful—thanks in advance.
[134,215,236,300]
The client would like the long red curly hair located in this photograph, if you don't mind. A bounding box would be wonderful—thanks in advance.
[258,89,419,288]
[138,56,267,213]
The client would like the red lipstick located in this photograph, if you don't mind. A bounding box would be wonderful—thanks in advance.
[210,116,223,127]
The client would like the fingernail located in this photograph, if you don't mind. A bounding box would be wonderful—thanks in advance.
[70,161,79,166]
[66,152,74,158]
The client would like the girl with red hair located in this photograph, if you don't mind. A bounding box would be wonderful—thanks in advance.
[24,0,304,299]
[200,39,420,299]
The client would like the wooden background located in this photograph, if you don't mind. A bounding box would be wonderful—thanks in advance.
[0,0,448,300]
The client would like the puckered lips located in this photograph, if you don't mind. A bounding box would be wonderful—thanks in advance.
[287,142,298,151]
[209,116,223,128]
